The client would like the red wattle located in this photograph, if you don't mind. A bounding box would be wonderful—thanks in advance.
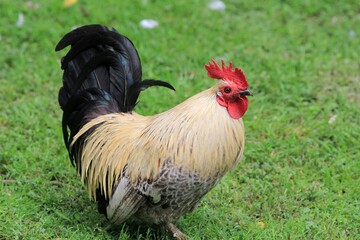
[217,96,248,119]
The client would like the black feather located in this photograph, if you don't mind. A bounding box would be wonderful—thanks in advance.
[55,24,109,51]
[57,25,143,110]
[127,79,175,111]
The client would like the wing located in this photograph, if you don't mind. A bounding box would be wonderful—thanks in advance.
[106,177,145,224]
[106,176,162,224]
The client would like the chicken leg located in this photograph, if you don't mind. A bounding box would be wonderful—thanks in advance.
[165,222,188,240]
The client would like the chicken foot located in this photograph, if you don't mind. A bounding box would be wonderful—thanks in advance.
[165,222,187,240]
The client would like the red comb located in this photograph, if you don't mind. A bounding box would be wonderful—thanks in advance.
[205,59,248,88]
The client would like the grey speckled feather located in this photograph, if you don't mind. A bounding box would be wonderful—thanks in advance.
[107,159,220,225]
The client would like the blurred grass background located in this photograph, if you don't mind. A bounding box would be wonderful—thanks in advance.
[0,0,359,239]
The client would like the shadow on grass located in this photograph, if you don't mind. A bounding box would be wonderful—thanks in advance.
[40,181,170,239]
[106,223,169,240]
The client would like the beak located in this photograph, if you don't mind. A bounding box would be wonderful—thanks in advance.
[240,89,253,96]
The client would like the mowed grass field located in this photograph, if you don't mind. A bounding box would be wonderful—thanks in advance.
[0,0,359,239]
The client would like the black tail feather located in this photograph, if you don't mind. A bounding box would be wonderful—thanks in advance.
[57,24,144,108]
[127,79,176,110]
[57,24,175,126]
[55,24,109,51]
[73,50,125,105]
[57,23,175,152]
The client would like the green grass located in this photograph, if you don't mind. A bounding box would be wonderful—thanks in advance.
[1,0,359,239]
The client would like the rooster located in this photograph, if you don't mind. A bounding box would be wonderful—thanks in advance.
[56,24,252,239]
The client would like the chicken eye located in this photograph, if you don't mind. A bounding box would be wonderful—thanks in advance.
[224,87,232,93]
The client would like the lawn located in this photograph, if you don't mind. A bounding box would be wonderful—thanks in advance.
[0,0,359,239]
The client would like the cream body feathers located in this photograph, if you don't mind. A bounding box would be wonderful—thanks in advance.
[71,85,245,201]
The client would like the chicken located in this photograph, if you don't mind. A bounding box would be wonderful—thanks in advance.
[56,24,252,239]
